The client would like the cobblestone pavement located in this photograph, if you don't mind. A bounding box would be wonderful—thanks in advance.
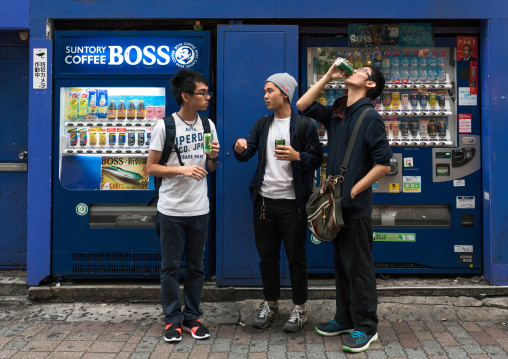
[0,304,507,359]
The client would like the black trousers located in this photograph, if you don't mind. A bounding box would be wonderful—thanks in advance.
[253,196,308,305]
[333,216,378,335]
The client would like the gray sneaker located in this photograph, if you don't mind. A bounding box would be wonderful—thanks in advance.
[283,305,308,332]
[253,301,279,329]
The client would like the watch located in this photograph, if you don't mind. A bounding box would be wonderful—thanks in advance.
[208,155,218,164]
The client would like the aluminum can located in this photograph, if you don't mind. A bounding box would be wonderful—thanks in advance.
[99,130,107,147]
[275,138,285,155]
[401,93,409,109]
[391,92,400,109]
[419,93,428,108]
[89,128,97,147]
[137,129,145,146]
[392,121,400,138]
[428,93,437,108]
[334,58,354,76]
[438,118,447,138]
[203,133,213,154]
[108,128,117,147]
[410,120,419,137]
[127,129,136,146]
[410,92,419,108]
[384,122,390,138]
[438,94,446,108]
[428,119,437,137]
[69,128,78,147]
[401,120,409,138]
[419,119,428,137]
[79,128,88,146]
[382,92,391,111]
[117,128,126,146]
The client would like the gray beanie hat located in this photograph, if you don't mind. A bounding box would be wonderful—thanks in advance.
[266,73,298,103]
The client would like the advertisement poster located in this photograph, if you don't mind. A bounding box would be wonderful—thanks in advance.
[100,157,149,190]
[457,37,478,62]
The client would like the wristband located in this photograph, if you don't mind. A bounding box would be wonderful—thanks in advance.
[207,155,218,164]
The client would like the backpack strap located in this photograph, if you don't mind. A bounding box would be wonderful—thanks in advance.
[338,108,373,182]
[256,115,270,137]
[297,116,310,148]
[199,114,211,134]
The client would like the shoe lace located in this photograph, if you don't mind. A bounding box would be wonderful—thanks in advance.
[351,330,365,338]
[258,303,270,318]
[289,308,304,323]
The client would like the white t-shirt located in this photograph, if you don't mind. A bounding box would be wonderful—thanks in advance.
[259,116,296,199]
[149,113,218,217]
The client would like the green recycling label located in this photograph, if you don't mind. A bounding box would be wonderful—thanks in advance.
[373,232,416,242]
[76,203,88,216]
[403,176,421,193]
[310,235,321,244]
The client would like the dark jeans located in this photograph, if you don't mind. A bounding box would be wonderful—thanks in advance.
[333,216,378,335]
[253,196,308,305]
[155,211,208,325]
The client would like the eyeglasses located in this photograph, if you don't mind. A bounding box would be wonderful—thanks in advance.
[194,91,213,98]
[358,68,374,82]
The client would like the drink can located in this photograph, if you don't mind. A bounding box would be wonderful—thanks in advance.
[419,92,427,107]
[384,122,391,138]
[69,128,78,146]
[419,119,428,137]
[99,130,107,146]
[438,118,447,138]
[203,133,213,154]
[275,138,285,154]
[145,128,153,146]
[382,92,391,111]
[391,92,400,109]
[127,129,136,146]
[137,129,145,146]
[392,121,400,138]
[438,94,446,108]
[108,128,117,147]
[428,119,437,137]
[401,120,409,137]
[155,106,165,119]
[373,97,382,111]
[146,106,155,120]
[410,92,419,108]
[79,128,88,146]
[401,93,409,109]
[89,128,97,147]
[334,57,354,76]
[428,93,437,108]
[410,120,419,137]
[117,128,126,146]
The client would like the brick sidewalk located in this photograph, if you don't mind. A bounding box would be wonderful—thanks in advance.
[0,318,507,358]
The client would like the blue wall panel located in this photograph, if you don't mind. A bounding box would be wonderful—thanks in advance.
[0,0,28,29]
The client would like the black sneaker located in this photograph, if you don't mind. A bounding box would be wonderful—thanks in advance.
[182,318,210,340]
[315,320,354,336]
[343,330,379,353]
[283,305,308,333]
[253,301,279,329]
[164,322,182,342]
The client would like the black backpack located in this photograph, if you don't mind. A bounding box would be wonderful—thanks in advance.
[147,113,211,206]
[256,115,310,149]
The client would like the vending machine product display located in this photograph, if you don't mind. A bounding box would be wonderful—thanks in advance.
[52,31,211,279]
[302,37,482,274]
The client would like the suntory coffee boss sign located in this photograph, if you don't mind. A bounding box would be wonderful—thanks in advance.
[56,32,207,75]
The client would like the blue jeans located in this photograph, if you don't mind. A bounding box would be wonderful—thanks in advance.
[155,211,209,325]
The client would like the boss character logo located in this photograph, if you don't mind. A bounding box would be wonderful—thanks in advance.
[349,34,372,46]
[172,43,199,68]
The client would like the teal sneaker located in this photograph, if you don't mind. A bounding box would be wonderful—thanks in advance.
[315,320,354,336]
[343,330,378,353]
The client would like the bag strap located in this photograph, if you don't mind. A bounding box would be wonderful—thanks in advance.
[338,107,373,182]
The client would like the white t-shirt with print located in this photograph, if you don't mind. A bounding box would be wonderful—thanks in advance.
[149,113,218,217]
[259,116,296,200]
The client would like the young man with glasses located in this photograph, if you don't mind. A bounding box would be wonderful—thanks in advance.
[233,73,323,333]
[297,62,392,353]
[147,69,219,343]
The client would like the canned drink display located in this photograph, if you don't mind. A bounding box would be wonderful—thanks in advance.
[391,92,400,109]
[373,97,383,111]
[108,128,117,147]
[145,128,153,146]
[410,120,419,137]
[88,128,97,147]
[69,128,78,146]
[400,120,409,137]
[392,120,400,138]
[438,118,447,138]
[419,92,428,108]
[146,106,155,120]
[155,106,165,119]
[99,130,107,147]
[401,93,409,109]
[79,128,88,146]
[438,94,446,108]
[127,129,136,146]
[428,93,437,108]
[275,138,285,155]
[137,129,145,146]
[203,133,213,154]
[384,122,391,138]
[419,119,428,137]
[428,118,437,137]
[333,57,354,76]
[117,128,126,146]
[382,92,391,111]
[410,92,419,108]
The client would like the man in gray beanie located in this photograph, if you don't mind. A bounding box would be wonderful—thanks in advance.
[233,73,323,332]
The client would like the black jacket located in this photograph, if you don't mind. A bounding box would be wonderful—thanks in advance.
[303,97,392,220]
[233,110,323,217]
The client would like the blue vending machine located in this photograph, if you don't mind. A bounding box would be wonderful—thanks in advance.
[52,31,212,279]
[302,34,482,274]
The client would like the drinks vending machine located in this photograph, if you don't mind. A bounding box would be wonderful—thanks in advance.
[52,31,212,279]
[302,36,482,274]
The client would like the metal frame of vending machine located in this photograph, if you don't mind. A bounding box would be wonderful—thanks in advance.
[301,35,482,274]
[52,30,212,279]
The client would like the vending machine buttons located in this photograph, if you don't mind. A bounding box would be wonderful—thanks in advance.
[436,164,450,176]
[462,136,477,145]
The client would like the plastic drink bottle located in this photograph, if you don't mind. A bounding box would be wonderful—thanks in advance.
[317,51,326,80]
[372,50,382,68]
[427,51,437,81]
[436,51,446,81]
[400,51,410,83]
[326,51,335,71]
[136,100,145,120]
[127,100,136,120]
[117,100,126,120]
[409,51,419,82]
[418,51,428,82]
[381,50,391,81]
[390,50,401,83]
